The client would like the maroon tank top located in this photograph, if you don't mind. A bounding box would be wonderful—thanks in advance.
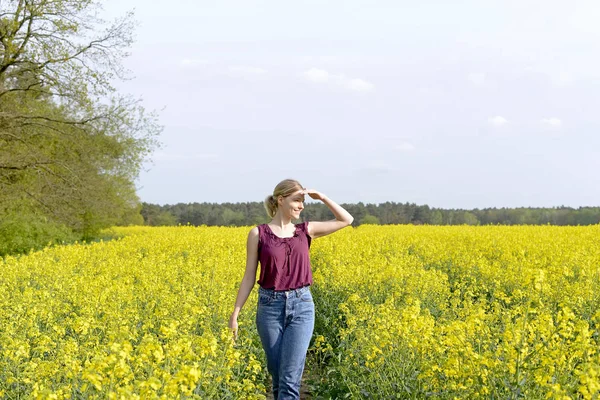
[256,221,313,291]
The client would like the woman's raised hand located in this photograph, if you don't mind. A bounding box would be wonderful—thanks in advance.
[302,188,326,201]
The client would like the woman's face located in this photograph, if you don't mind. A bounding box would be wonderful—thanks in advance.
[278,189,305,219]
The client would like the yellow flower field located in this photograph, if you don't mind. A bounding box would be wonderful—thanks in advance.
[1,224,599,399]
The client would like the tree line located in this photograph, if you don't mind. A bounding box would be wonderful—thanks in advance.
[141,202,600,227]
[0,0,160,256]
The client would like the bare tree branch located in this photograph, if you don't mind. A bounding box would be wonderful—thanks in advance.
[0,160,55,170]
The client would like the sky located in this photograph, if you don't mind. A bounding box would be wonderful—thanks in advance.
[101,0,600,209]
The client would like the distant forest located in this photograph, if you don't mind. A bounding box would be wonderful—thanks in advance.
[141,202,600,227]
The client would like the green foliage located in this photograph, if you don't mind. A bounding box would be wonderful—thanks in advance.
[0,213,77,257]
[430,209,443,225]
[455,211,479,225]
[153,211,178,226]
[118,202,145,226]
[360,214,380,225]
[220,208,245,226]
[141,202,600,227]
[140,203,177,226]
[0,0,161,253]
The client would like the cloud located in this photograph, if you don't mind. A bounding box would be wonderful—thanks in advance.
[180,58,209,68]
[303,68,374,92]
[468,72,486,86]
[227,65,268,76]
[346,78,374,92]
[304,68,330,83]
[416,87,444,97]
[524,66,576,87]
[541,117,562,128]
[488,116,509,127]
[359,161,397,175]
[300,56,339,65]
[394,142,416,152]
[550,72,574,87]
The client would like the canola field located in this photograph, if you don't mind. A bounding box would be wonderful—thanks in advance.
[1,225,599,399]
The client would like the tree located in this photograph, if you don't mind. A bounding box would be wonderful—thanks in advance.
[360,214,380,225]
[153,211,178,227]
[574,208,600,226]
[0,0,161,240]
[220,208,245,226]
[412,205,430,224]
[429,209,443,225]
[456,211,479,225]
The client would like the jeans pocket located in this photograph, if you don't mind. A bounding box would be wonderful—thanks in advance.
[258,293,273,306]
[300,291,313,302]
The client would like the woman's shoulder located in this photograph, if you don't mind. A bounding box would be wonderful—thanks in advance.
[298,221,312,244]
[295,221,309,229]
[254,224,265,236]
[296,221,311,237]
[248,226,260,238]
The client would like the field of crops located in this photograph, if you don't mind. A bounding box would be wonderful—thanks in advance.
[1,224,599,399]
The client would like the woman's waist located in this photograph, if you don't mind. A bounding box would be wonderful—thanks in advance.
[258,284,311,298]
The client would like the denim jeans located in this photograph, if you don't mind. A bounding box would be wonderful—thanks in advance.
[255,285,315,400]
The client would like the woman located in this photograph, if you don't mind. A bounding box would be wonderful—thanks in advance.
[228,178,353,399]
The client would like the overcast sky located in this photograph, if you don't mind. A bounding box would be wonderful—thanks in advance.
[102,0,600,209]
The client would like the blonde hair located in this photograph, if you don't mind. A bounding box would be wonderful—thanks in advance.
[264,179,304,218]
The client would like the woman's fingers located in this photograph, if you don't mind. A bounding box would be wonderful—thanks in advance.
[228,314,238,341]
[304,189,322,200]
[302,188,320,199]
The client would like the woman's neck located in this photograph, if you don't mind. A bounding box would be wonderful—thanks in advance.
[270,214,293,229]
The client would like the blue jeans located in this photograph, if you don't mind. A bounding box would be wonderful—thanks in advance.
[255,285,315,400]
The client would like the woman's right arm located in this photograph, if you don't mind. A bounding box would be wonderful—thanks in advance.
[229,227,259,339]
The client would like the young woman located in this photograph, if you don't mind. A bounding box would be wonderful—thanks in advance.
[228,178,354,399]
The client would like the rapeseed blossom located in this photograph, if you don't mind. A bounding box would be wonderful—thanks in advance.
[1,224,599,398]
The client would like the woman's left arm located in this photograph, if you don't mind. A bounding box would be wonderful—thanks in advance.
[303,189,354,239]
